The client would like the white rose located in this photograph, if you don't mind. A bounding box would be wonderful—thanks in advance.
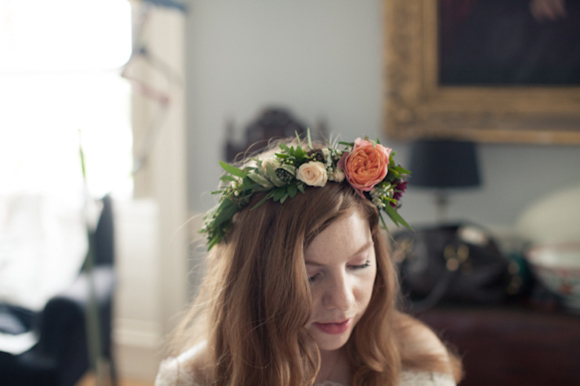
[297,161,328,187]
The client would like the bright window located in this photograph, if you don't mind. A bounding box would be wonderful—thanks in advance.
[0,0,133,200]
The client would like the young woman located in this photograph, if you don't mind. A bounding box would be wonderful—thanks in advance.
[155,136,462,386]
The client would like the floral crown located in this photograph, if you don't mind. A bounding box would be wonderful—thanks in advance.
[201,131,411,250]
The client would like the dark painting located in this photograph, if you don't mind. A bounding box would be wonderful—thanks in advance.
[439,0,580,85]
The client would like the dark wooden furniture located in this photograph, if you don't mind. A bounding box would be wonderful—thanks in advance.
[417,306,580,386]
[224,107,327,163]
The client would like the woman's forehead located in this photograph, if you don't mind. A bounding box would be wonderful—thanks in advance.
[304,210,373,262]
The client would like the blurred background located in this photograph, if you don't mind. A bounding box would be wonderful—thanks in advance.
[1,0,579,385]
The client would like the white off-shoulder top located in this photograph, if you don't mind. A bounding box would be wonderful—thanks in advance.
[154,345,456,386]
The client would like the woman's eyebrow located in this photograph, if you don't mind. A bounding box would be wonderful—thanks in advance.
[305,241,373,266]
[351,241,373,258]
[305,261,325,267]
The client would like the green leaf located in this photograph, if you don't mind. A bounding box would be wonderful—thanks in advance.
[388,169,400,179]
[239,182,262,191]
[293,145,302,159]
[280,193,289,203]
[273,187,286,201]
[384,205,411,229]
[383,204,399,226]
[396,166,411,175]
[242,176,255,185]
[297,183,305,193]
[280,143,290,152]
[378,211,388,229]
[275,153,289,159]
[247,172,273,189]
[378,212,393,239]
[288,183,297,198]
[392,165,410,173]
[213,199,238,228]
[307,128,313,150]
[338,141,354,147]
[210,189,225,195]
[219,161,247,178]
[251,191,274,210]
[206,234,220,251]
[265,163,285,186]
[295,131,301,144]
[220,175,237,182]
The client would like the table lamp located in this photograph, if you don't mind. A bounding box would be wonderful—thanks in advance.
[409,139,481,223]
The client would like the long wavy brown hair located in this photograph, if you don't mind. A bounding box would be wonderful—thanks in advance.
[169,143,461,386]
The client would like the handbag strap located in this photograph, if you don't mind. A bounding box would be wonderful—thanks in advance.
[407,268,459,312]
[407,243,469,313]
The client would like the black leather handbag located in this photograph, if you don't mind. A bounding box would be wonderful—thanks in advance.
[392,223,513,312]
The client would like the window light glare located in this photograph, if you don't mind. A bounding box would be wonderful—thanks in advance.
[0,0,132,72]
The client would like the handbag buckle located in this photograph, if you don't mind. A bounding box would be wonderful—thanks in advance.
[444,243,470,271]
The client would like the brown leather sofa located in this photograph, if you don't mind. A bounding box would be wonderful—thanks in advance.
[419,305,580,386]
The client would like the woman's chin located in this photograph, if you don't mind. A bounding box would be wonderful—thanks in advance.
[311,330,352,352]
[317,339,348,352]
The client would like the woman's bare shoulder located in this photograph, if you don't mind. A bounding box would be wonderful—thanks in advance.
[154,342,208,386]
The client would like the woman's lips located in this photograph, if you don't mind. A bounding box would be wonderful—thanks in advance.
[314,319,352,335]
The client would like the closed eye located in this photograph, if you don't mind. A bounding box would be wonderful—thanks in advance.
[349,260,371,270]
[308,273,320,283]
[308,260,371,283]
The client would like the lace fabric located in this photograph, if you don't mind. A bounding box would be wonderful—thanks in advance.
[155,355,456,386]
[313,371,455,386]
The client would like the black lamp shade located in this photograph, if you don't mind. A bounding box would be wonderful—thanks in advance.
[408,140,481,189]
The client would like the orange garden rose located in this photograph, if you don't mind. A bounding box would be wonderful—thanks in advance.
[337,138,392,196]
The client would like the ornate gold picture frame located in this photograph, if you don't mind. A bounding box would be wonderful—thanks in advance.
[384,0,580,144]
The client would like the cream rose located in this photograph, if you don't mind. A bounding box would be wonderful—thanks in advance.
[296,161,328,187]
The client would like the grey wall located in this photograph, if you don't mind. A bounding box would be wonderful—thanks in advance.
[394,142,580,227]
[185,0,580,230]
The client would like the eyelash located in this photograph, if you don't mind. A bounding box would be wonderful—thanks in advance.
[308,260,371,283]
[352,261,372,270]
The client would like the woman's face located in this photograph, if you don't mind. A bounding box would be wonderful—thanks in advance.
[304,210,377,352]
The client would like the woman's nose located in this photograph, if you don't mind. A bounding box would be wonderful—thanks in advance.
[322,272,354,311]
